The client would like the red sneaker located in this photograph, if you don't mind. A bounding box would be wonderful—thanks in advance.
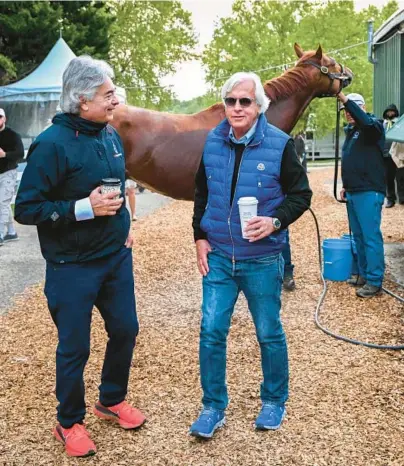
[53,423,96,457]
[94,400,146,429]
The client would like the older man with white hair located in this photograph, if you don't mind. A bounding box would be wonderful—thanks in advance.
[15,56,145,457]
[191,72,312,438]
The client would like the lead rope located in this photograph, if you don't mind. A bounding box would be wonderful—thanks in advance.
[333,98,345,204]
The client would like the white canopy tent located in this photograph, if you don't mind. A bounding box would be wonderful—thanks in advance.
[0,38,126,141]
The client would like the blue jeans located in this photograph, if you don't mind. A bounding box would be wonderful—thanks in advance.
[346,191,385,287]
[44,247,138,428]
[200,250,288,411]
[282,229,294,276]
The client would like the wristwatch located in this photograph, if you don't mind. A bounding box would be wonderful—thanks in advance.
[272,217,281,230]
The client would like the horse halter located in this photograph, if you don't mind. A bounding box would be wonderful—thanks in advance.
[300,59,352,98]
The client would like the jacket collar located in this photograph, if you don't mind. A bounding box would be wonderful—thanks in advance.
[229,119,258,145]
[52,113,107,135]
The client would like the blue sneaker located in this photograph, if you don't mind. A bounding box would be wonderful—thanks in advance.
[189,407,225,439]
[255,402,286,430]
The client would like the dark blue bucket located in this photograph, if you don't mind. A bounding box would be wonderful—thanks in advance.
[341,234,359,275]
[322,238,354,281]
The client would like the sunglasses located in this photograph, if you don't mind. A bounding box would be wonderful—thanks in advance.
[224,97,255,108]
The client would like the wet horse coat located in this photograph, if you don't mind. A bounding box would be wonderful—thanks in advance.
[111,44,352,200]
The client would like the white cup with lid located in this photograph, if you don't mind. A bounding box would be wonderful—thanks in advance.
[237,196,259,239]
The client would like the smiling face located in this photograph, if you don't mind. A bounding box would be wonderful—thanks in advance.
[79,77,119,123]
[224,80,260,139]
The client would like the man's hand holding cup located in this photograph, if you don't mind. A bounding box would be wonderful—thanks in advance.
[89,186,123,216]
[244,216,276,242]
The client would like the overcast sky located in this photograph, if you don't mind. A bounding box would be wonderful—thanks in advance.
[161,0,404,101]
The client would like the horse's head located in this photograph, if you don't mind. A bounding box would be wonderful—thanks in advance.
[293,43,353,98]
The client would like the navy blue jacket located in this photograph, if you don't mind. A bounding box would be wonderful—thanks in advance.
[341,100,385,194]
[14,113,130,264]
[0,127,24,174]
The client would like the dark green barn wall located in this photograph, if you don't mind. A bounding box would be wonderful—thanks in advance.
[373,33,403,118]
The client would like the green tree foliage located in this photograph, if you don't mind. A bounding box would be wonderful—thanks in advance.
[203,0,309,83]
[295,0,398,134]
[108,0,197,109]
[0,54,16,85]
[168,92,218,114]
[203,0,398,136]
[53,1,114,58]
[0,1,114,82]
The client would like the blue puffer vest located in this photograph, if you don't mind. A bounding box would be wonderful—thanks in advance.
[200,113,290,260]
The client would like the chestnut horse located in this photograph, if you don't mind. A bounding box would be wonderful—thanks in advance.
[111,44,352,200]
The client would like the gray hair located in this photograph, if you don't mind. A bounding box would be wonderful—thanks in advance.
[221,72,270,114]
[60,55,114,114]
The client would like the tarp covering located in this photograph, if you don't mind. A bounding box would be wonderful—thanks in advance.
[0,38,75,101]
[386,114,404,143]
[0,38,126,140]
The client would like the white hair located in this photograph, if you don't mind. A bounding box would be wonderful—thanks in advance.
[221,72,270,114]
[60,55,114,114]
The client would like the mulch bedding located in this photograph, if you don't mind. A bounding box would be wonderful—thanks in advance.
[0,168,403,466]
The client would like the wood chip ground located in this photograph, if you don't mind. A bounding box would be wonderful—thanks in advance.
[0,168,403,465]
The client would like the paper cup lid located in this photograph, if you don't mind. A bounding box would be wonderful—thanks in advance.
[102,178,121,184]
[237,196,258,205]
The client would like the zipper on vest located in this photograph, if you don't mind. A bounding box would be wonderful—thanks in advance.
[227,146,236,271]
[228,217,236,275]
[227,146,249,273]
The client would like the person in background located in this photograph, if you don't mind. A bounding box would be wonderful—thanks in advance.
[382,104,399,208]
[389,141,404,204]
[15,56,145,458]
[338,92,385,299]
[0,108,24,245]
[191,71,312,439]
[283,131,301,291]
[282,229,296,291]
[283,132,301,291]
[125,177,138,221]
[294,131,307,172]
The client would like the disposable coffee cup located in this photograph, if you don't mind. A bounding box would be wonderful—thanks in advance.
[237,196,258,239]
[101,178,121,200]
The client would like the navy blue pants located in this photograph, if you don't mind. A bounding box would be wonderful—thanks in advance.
[282,229,294,276]
[44,247,138,428]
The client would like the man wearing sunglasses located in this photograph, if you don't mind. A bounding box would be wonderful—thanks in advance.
[191,72,312,438]
[0,108,24,246]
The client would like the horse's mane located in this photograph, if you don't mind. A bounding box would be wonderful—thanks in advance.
[192,102,225,118]
[264,66,310,103]
[193,51,319,115]
[197,102,225,114]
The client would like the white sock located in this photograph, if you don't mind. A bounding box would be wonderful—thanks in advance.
[7,225,16,235]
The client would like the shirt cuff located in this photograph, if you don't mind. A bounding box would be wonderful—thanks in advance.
[74,197,95,221]
[194,229,208,242]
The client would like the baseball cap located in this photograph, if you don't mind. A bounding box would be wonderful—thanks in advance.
[340,93,365,110]
[0,108,5,117]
